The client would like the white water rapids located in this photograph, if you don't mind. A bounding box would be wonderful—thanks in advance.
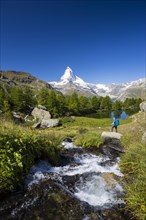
[25,140,125,208]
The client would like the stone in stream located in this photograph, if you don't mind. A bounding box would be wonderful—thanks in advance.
[100,132,125,159]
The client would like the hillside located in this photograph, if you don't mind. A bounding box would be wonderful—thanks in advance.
[0,71,53,92]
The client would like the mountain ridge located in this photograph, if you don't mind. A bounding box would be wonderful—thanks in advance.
[0,69,145,101]
[49,67,146,100]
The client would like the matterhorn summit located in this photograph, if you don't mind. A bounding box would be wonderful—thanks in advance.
[59,66,88,88]
[50,66,90,87]
[49,66,94,96]
[60,66,76,82]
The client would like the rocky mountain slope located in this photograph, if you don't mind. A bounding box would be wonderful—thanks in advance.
[49,67,146,100]
[0,70,53,92]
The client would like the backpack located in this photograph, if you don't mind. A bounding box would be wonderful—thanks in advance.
[114,119,119,126]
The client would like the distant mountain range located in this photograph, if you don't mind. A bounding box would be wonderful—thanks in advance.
[0,69,145,101]
[49,67,146,100]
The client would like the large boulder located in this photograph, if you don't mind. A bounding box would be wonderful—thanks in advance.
[100,132,124,158]
[101,132,122,142]
[31,106,51,121]
[31,106,60,129]
[140,101,146,112]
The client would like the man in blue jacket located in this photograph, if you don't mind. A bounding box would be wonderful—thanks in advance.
[111,117,119,132]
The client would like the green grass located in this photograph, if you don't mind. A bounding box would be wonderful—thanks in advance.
[120,138,146,220]
[49,116,132,143]
[120,112,146,220]
[75,132,102,148]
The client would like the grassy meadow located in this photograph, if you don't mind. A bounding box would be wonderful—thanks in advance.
[0,112,145,219]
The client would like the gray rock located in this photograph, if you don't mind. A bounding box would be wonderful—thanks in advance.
[40,118,60,128]
[31,106,61,129]
[140,101,146,112]
[101,132,123,142]
[99,139,125,159]
[100,132,124,158]
[31,106,51,121]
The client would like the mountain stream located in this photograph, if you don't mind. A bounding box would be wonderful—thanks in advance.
[0,139,130,220]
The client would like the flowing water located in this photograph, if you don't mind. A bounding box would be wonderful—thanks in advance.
[0,140,127,220]
[25,140,124,208]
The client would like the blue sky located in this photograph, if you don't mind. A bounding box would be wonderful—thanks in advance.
[0,0,145,84]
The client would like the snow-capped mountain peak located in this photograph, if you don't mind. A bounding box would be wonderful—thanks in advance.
[51,66,89,89]
[60,66,76,82]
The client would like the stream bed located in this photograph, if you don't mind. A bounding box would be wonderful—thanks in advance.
[0,139,130,220]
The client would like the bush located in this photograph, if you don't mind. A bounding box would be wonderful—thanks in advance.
[0,120,62,193]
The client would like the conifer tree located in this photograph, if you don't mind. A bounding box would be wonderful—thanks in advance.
[78,96,91,114]
[91,96,100,112]
[10,87,36,113]
[56,93,67,116]
[37,88,50,108]
[22,87,37,113]
[100,96,112,111]
[112,100,123,111]
[10,87,24,112]
[47,90,59,117]
[66,92,79,115]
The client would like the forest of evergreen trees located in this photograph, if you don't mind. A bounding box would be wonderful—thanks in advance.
[0,87,143,118]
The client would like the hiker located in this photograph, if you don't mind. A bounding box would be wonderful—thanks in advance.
[111,117,119,132]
